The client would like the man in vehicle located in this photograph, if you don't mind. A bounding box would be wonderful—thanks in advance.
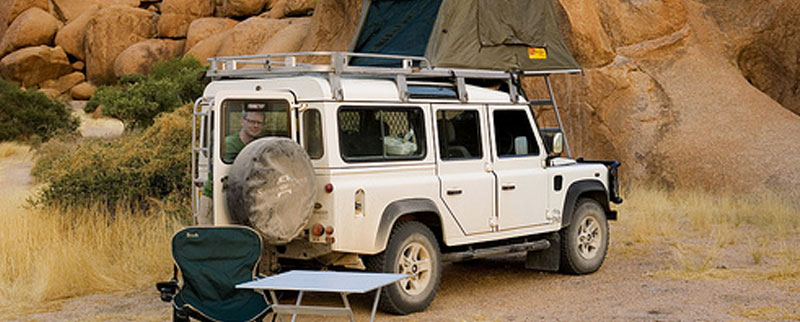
[196,110,265,225]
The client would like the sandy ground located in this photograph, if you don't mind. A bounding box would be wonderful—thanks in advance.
[2,106,798,321]
[6,236,797,322]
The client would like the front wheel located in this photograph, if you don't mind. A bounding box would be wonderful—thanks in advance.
[560,198,609,274]
[366,221,441,315]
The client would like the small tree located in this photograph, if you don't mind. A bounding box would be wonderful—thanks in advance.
[85,57,208,130]
[0,78,79,142]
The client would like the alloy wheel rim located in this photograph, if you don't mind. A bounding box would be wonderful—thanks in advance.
[397,241,432,296]
[577,216,601,259]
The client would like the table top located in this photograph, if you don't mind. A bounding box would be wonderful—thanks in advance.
[236,270,408,293]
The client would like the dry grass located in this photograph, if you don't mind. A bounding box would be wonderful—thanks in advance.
[0,142,29,158]
[0,191,184,317]
[617,183,800,282]
[732,305,800,321]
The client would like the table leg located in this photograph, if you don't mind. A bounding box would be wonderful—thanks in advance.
[370,287,382,322]
[291,291,304,322]
[340,293,355,322]
[268,290,284,322]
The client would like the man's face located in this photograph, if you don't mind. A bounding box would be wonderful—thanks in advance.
[241,112,265,138]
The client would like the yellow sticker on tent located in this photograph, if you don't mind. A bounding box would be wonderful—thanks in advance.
[528,47,547,60]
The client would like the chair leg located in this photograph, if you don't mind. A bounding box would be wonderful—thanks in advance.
[173,308,189,322]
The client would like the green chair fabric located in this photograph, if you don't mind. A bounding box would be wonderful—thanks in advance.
[171,226,269,322]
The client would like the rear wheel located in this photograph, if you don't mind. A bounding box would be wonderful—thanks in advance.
[367,221,441,315]
[560,198,609,274]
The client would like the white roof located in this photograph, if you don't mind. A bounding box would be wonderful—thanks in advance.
[203,75,517,104]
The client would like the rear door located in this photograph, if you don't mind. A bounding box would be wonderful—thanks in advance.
[434,105,494,235]
[212,90,296,225]
[489,106,549,230]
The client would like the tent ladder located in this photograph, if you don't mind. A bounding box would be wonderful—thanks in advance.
[525,74,572,158]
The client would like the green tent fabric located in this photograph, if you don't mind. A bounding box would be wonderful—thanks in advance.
[350,0,580,72]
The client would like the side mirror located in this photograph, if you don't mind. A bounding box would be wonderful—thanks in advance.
[551,133,564,155]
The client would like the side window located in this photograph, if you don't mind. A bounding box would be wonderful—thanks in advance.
[338,107,426,162]
[493,109,539,157]
[436,110,482,160]
[303,109,323,159]
[221,99,289,164]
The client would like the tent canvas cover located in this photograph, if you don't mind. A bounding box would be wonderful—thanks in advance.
[349,0,580,73]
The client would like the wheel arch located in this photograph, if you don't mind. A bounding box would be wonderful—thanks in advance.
[561,180,614,228]
[375,198,444,253]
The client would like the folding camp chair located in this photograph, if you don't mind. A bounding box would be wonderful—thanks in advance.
[157,226,273,322]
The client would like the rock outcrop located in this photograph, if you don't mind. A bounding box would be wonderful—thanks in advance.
[528,0,800,199]
[114,39,185,77]
[298,0,361,57]
[40,72,85,95]
[0,0,48,40]
[70,81,97,99]
[84,6,158,84]
[256,17,310,54]
[0,46,72,87]
[0,8,61,57]
[215,17,290,57]
[220,0,271,17]
[184,17,238,52]
[54,5,100,61]
[51,0,140,22]
[158,0,215,38]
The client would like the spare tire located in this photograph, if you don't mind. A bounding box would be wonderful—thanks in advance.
[226,137,317,245]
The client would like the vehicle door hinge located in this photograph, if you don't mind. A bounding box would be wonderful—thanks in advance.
[484,162,493,173]
[489,216,498,231]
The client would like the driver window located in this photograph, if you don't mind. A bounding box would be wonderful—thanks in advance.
[493,109,539,157]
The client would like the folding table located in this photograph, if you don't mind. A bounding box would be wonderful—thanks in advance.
[236,270,407,322]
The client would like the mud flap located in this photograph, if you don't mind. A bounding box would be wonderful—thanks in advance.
[525,232,560,272]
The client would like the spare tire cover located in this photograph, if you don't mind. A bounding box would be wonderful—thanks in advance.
[226,137,317,245]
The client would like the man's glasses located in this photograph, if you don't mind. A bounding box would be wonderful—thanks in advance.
[244,118,263,126]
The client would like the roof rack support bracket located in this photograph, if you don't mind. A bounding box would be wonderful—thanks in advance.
[330,53,345,101]
[451,71,468,102]
[397,74,409,102]
[508,73,519,103]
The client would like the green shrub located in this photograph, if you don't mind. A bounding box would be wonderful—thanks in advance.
[32,104,193,215]
[85,57,207,130]
[0,78,79,142]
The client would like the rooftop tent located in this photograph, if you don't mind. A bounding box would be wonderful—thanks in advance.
[349,0,581,72]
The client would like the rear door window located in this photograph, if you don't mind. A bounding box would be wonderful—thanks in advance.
[221,99,290,164]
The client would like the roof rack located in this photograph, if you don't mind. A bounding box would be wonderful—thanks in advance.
[206,52,580,102]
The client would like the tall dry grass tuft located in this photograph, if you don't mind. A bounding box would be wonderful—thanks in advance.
[0,191,184,310]
[618,183,800,281]
[0,142,29,158]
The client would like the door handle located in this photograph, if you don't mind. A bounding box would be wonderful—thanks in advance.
[501,184,516,191]
[446,189,463,195]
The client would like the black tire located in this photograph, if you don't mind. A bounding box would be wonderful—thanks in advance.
[366,221,441,315]
[559,198,609,274]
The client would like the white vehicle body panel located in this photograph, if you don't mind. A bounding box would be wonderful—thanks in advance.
[200,74,612,256]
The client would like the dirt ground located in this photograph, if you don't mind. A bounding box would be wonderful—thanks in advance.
[6,234,797,322]
[3,107,798,321]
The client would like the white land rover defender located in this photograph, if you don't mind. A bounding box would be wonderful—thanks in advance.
[192,52,622,314]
